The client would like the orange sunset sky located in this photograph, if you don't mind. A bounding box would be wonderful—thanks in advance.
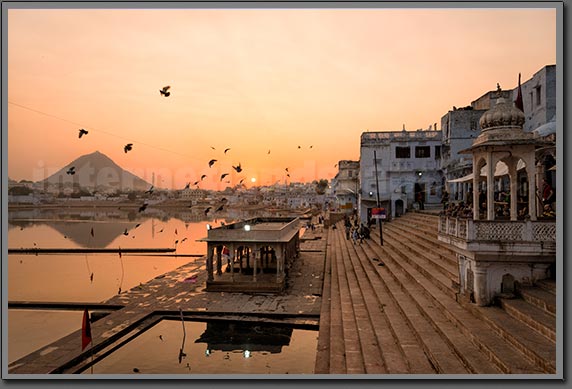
[6,6,557,190]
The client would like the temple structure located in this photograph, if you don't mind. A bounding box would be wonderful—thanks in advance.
[438,86,556,306]
[198,217,301,293]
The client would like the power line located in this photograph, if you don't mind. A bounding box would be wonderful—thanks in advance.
[8,100,196,161]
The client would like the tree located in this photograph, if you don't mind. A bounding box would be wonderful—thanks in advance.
[9,186,33,196]
[315,179,329,195]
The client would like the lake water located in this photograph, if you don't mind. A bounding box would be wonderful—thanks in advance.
[6,207,315,372]
[82,319,317,375]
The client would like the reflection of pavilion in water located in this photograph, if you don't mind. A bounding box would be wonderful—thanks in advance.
[194,321,293,354]
[198,217,301,293]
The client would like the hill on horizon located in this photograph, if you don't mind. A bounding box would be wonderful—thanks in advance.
[39,150,152,192]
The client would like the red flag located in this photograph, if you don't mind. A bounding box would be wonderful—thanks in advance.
[82,308,92,351]
[515,72,524,112]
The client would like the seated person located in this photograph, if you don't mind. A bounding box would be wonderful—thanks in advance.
[542,204,556,218]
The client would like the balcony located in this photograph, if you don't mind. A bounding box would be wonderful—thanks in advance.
[438,216,556,257]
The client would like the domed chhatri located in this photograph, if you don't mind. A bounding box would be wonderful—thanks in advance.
[479,84,525,131]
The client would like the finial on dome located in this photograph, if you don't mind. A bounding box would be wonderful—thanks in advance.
[496,83,502,97]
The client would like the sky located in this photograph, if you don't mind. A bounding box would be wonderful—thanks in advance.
[6,6,557,190]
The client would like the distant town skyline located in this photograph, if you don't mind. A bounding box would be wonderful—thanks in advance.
[7,6,557,190]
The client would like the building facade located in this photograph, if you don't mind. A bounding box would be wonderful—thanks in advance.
[332,160,360,214]
[359,130,443,222]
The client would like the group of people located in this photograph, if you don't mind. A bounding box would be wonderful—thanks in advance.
[344,216,371,245]
[440,200,473,218]
[441,177,556,219]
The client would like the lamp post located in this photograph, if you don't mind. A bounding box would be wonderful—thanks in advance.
[373,150,383,246]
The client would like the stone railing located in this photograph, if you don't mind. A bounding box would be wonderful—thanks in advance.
[438,216,556,242]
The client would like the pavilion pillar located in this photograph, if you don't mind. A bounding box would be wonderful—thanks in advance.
[473,267,489,306]
[216,246,222,276]
[207,244,214,282]
[253,249,258,282]
[486,154,495,221]
[509,165,518,221]
[230,246,235,282]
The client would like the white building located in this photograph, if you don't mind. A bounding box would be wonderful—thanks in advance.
[332,160,359,214]
[359,129,444,222]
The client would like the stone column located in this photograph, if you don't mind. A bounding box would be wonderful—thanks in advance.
[486,154,495,221]
[509,164,518,221]
[473,267,489,306]
[253,249,258,282]
[530,159,542,221]
[207,244,214,282]
[216,246,222,276]
[473,155,480,220]
[230,246,235,282]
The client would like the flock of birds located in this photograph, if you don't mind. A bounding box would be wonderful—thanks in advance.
[64,85,324,189]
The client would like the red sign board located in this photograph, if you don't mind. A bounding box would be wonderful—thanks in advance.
[372,207,386,219]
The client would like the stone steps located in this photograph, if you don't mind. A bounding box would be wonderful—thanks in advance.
[518,286,556,316]
[360,235,500,373]
[499,298,556,342]
[535,279,556,295]
[365,229,547,374]
[383,228,458,283]
[388,219,458,261]
[459,300,556,373]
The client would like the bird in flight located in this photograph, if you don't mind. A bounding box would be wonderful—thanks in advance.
[208,159,217,168]
[159,86,171,97]
[123,229,129,236]
[204,207,212,216]
[267,150,271,154]
[124,143,133,153]
[285,167,289,172]
[135,223,141,229]
[210,146,216,150]
[232,163,242,173]
[78,129,89,138]
[309,145,313,149]
[220,173,229,181]
[138,203,148,212]
[66,166,76,175]
[193,180,200,186]
[239,178,245,185]
[145,186,154,194]
[224,148,231,154]
[184,182,190,190]
[201,174,207,181]
[215,204,224,212]
[297,145,301,149]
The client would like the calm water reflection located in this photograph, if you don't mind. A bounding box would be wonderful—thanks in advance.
[84,319,317,375]
[7,207,311,369]
[7,208,230,364]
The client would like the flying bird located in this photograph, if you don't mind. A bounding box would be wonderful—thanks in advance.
[200,174,207,181]
[267,150,271,154]
[204,207,212,215]
[210,146,216,150]
[208,159,217,168]
[239,178,245,185]
[297,145,301,149]
[66,166,76,175]
[145,186,154,194]
[90,227,94,237]
[309,145,313,149]
[78,129,89,138]
[175,228,178,235]
[159,85,171,97]
[232,163,242,173]
[286,173,290,178]
[220,173,229,181]
[181,237,188,243]
[285,167,289,172]
[124,143,133,153]
[184,182,190,190]
[135,223,141,229]
[123,229,129,236]
[193,180,200,186]
[215,204,224,212]
[224,148,231,154]
[138,203,148,212]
